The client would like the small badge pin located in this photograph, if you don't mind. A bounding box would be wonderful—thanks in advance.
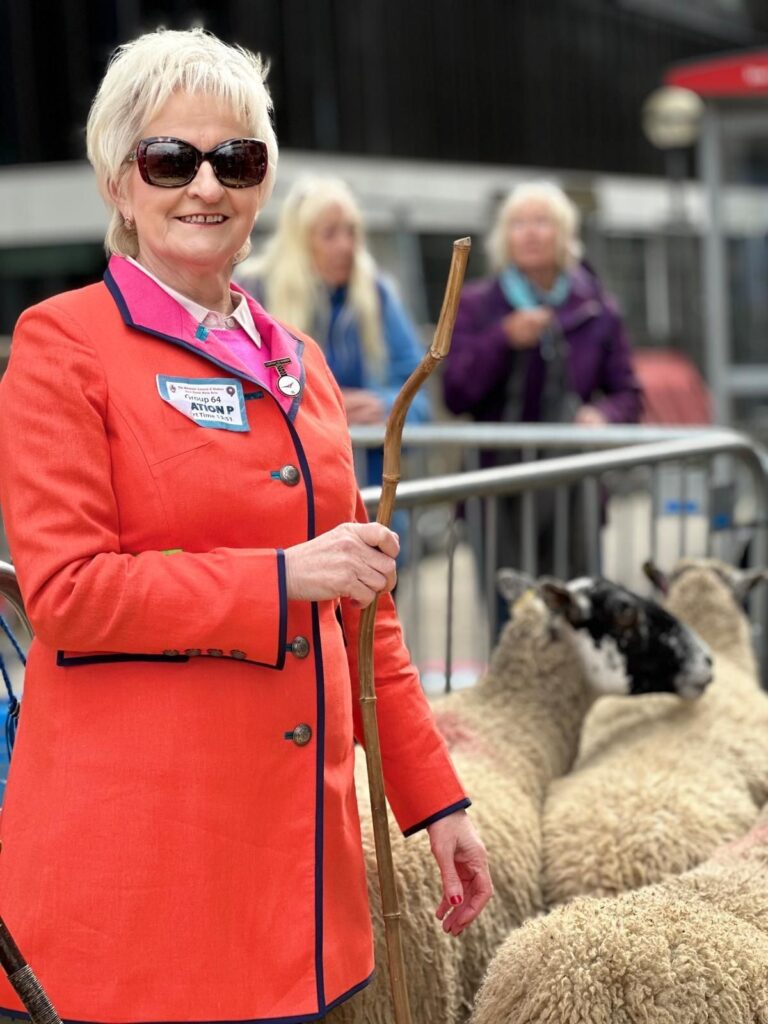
[264,357,301,398]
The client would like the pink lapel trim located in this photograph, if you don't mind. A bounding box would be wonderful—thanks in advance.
[230,280,305,382]
[230,279,306,417]
[106,256,306,405]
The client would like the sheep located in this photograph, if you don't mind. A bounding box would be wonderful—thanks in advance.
[470,799,768,1024]
[541,559,768,908]
[327,574,713,1024]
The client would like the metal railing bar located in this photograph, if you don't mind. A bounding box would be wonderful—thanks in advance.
[0,561,31,638]
[361,432,768,511]
[350,423,719,451]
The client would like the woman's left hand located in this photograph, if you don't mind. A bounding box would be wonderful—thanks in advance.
[427,810,493,937]
[574,404,608,426]
[341,387,386,425]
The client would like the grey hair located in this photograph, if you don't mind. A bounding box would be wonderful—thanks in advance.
[86,27,278,261]
[486,181,583,273]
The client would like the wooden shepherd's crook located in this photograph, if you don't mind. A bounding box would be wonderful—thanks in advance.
[357,236,471,1024]
[0,915,61,1024]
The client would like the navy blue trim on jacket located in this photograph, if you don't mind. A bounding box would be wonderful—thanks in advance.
[58,549,289,671]
[281,415,327,1011]
[276,548,288,670]
[56,651,189,667]
[0,971,375,1024]
[402,797,472,837]
[101,264,338,1014]
[103,268,306,424]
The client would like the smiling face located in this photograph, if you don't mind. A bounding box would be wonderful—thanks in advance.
[308,202,358,287]
[114,91,263,281]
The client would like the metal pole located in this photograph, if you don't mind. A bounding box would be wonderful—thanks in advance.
[649,465,660,565]
[583,476,602,576]
[445,518,459,694]
[554,485,569,580]
[700,106,731,425]
[484,496,499,649]
[679,462,689,560]
[521,449,537,577]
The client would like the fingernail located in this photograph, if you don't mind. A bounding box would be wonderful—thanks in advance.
[450,895,462,906]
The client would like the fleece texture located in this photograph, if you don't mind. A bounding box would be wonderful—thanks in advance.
[542,561,768,906]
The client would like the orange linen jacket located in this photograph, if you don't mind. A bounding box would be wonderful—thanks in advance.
[0,256,468,1024]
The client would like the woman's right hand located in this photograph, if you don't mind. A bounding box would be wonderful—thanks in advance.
[284,523,399,606]
[502,307,553,349]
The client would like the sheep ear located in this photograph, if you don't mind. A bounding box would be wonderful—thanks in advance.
[539,577,586,624]
[496,568,536,605]
[731,568,768,603]
[642,559,669,595]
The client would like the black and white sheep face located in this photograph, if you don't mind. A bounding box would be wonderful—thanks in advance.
[543,577,713,699]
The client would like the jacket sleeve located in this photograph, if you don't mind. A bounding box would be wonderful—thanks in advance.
[341,491,470,836]
[373,279,429,424]
[0,301,287,665]
[592,303,644,424]
[442,286,515,415]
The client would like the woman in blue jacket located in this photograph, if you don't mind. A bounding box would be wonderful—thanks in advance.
[239,176,430,491]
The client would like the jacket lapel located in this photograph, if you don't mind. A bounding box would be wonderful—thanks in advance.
[104,256,307,421]
[231,280,306,422]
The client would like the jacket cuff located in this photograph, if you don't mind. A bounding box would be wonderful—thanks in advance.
[402,798,472,837]
[274,548,288,669]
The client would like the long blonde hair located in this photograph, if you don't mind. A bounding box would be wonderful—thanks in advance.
[242,177,384,370]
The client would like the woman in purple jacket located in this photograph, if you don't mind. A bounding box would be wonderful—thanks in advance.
[443,181,642,581]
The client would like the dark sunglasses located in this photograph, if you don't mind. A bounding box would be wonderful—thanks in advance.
[127,136,269,189]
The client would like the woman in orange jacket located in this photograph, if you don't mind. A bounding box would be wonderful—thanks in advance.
[0,27,491,1024]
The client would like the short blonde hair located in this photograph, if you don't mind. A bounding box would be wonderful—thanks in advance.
[240,177,384,370]
[486,181,583,272]
[86,27,278,260]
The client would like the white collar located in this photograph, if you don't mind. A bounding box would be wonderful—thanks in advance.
[127,257,261,348]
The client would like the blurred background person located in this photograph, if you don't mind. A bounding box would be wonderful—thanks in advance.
[238,177,430,493]
[444,180,641,430]
[443,181,643,582]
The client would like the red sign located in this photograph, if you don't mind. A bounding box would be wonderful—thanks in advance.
[666,50,768,98]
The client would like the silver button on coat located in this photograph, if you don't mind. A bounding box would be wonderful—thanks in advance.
[291,724,312,746]
[290,636,310,659]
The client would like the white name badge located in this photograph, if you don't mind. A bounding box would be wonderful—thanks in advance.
[157,375,249,432]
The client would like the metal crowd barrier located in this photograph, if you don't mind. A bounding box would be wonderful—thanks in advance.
[0,427,765,699]
[353,425,768,690]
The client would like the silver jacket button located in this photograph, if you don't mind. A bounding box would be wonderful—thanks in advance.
[279,465,301,486]
[291,724,312,746]
[207,648,223,657]
[230,650,247,660]
[184,648,201,657]
[290,636,310,659]
[163,649,180,657]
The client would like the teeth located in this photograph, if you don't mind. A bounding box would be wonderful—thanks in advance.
[179,214,226,224]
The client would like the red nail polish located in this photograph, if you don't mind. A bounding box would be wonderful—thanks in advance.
[450,895,462,906]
